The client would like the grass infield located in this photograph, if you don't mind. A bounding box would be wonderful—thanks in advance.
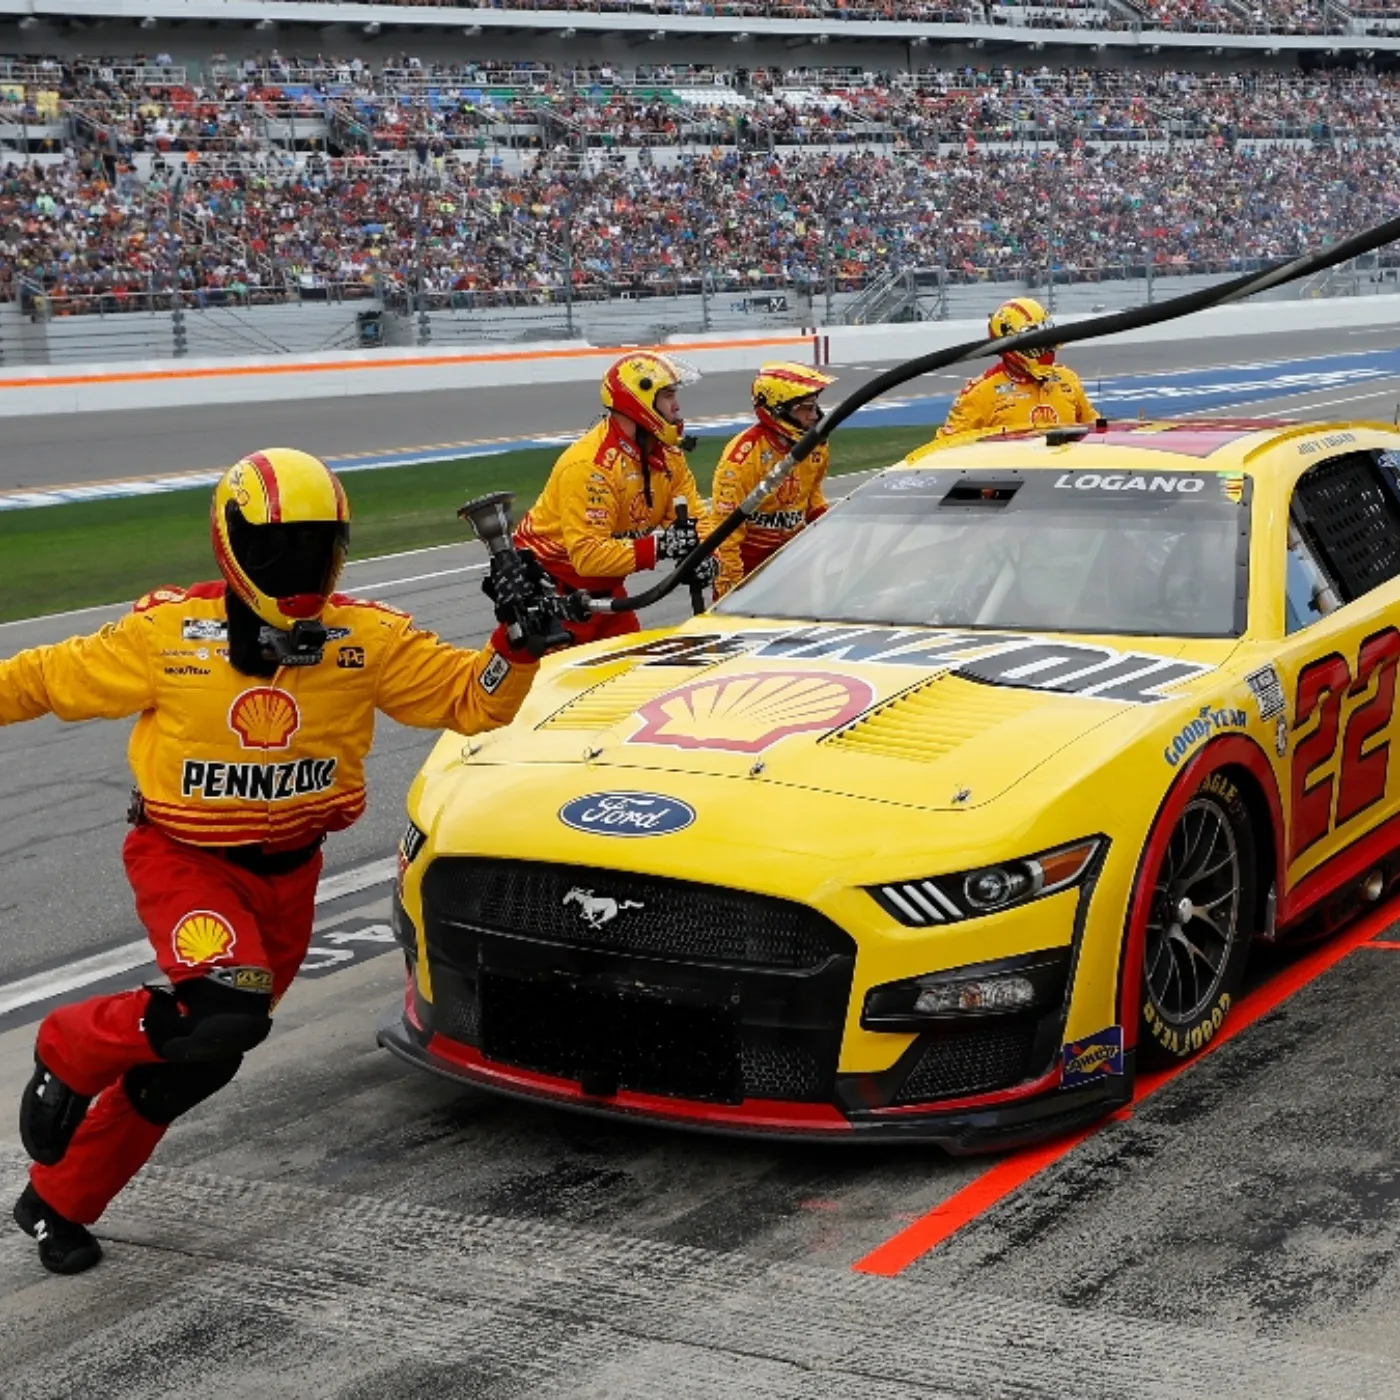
[0,425,934,625]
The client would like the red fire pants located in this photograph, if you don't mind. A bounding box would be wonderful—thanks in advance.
[28,823,322,1224]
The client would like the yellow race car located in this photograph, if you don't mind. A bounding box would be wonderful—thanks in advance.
[380,417,1400,1149]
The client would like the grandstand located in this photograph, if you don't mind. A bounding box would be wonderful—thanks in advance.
[3,0,1400,360]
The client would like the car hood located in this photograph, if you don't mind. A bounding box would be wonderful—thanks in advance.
[473,618,1237,812]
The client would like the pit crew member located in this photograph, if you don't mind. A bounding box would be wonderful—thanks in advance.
[514,351,710,641]
[4,448,551,1276]
[706,362,836,600]
[937,297,1098,438]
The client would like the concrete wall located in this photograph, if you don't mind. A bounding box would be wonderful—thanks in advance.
[3,291,1399,419]
[0,303,373,366]
[0,328,822,417]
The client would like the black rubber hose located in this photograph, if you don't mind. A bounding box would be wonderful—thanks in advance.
[602,208,1400,615]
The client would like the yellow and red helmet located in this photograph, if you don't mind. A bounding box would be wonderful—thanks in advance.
[988,296,1059,381]
[211,448,351,630]
[600,350,698,448]
[752,361,836,442]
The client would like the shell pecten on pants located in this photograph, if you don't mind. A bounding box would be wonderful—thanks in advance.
[172,911,237,966]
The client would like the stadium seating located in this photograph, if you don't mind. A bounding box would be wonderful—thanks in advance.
[4,53,1396,314]
[206,0,1347,35]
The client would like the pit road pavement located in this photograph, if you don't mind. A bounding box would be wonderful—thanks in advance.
[3,348,1400,1396]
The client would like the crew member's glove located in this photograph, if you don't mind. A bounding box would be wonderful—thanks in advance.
[687,555,719,589]
[481,548,573,657]
[653,517,702,563]
[481,547,547,626]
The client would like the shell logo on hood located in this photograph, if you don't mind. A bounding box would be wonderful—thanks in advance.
[228,687,301,750]
[629,671,874,753]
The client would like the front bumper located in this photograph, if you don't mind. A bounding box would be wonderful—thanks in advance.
[382,856,1130,1152]
[378,1000,1131,1154]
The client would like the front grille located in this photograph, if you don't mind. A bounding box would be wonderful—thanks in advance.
[740,1035,825,1100]
[430,967,480,1045]
[894,1021,1039,1104]
[421,858,851,970]
[480,967,744,1103]
[422,859,854,1106]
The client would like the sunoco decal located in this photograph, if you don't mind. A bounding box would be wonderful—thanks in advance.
[579,628,1210,706]
[559,791,696,837]
[1060,1026,1124,1089]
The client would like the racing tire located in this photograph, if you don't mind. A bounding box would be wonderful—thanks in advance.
[1137,769,1256,1065]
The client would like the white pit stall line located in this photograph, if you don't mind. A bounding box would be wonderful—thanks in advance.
[0,857,398,1017]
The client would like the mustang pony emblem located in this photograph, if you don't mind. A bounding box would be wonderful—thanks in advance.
[563,887,644,928]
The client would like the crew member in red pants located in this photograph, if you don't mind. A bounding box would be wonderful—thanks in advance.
[3,447,549,1274]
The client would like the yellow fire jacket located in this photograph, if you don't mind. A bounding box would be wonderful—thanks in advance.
[706,423,829,600]
[938,362,1098,438]
[515,418,701,592]
[0,583,536,850]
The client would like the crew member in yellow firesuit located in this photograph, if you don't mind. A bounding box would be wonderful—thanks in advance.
[706,362,836,600]
[515,350,710,642]
[3,448,553,1276]
[937,297,1097,438]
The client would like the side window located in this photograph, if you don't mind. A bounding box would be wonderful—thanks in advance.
[1285,523,1340,635]
[1286,451,1400,634]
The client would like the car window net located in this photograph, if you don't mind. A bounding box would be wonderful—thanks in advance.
[716,466,1247,639]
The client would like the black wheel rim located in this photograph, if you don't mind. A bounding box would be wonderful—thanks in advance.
[1145,796,1241,1024]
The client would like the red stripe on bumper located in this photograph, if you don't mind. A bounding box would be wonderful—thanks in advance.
[425,1035,851,1132]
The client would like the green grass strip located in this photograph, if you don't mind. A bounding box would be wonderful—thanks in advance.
[0,425,934,625]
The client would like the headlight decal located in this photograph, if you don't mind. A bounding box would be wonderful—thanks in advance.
[870,837,1102,927]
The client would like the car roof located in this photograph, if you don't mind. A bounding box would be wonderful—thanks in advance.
[904,418,1400,475]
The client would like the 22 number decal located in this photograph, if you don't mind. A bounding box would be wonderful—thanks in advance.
[1290,626,1400,862]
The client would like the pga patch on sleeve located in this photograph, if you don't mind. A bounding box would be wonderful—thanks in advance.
[479,651,512,695]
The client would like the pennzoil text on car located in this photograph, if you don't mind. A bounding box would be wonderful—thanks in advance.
[380,419,1400,1149]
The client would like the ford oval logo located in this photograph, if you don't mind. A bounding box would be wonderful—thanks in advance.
[558,791,697,838]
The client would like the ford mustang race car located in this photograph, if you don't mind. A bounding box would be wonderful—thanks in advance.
[379,418,1400,1150]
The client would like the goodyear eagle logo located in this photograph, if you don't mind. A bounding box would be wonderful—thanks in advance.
[629,671,874,753]
[1060,1026,1125,1089]
[172,910,236,966]
[228,687,301,750]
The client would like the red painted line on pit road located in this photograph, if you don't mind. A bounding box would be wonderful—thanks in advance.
[1364,940,1400,949]
[851,899,1400,1278]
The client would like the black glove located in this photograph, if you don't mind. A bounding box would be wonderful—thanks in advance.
[688,554,719,589]
[481,546,547,627]
[654,517,701,562]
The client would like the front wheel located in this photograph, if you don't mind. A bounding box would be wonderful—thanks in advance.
[1139,771,1256,1063]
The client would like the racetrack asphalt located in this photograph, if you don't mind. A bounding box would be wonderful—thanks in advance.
[5,325,1400,492]
[3,329,1400,1395]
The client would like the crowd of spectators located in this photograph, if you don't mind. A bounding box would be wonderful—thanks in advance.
[6,50,1400,314]
[4,136,1397,314]
[245,0,1349,37]
[7,54,1400,157]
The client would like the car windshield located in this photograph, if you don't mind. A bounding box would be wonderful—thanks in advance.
[716,463,1249,638]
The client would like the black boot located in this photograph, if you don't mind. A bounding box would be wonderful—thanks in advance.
[19,1055,91,1166]
[13,1185,102,1275]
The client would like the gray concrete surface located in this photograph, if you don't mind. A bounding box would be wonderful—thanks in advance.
[3,326,1399,492]
[3,341,1400,1396]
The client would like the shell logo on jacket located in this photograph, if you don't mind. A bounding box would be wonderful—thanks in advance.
[228,687,301,750]
[516,418,702,592]
[0,581,535,851]
[705,423,830,599]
